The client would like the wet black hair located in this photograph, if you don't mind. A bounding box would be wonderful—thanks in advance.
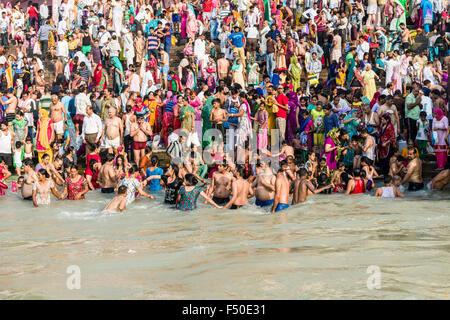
[384,175,393,184]
[150,155,159,166]
[118,185,127,195]
[184,173,198,185]
[38,168,50,178]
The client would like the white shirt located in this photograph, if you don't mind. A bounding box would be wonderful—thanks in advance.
[98,31,111,47]
[75,93,91,116]
[40,4,49,19]
[0,16,10,32]
[56,40,69,58]
[81,113,103,140]
[57,20,67,36]
[357,41,370,61]
[421,95,434,120]
[303,8,318,20]
[245,26,259,39]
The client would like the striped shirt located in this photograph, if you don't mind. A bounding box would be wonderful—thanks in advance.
[147,35,159,50]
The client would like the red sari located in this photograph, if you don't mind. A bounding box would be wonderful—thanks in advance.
[378,123,396,158]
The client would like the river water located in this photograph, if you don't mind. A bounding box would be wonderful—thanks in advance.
[1,185,449,300]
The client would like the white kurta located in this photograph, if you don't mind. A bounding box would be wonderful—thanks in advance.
[123,33,135,67]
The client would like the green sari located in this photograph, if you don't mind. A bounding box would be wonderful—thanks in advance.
[201,96,215,149]
[290,56,302,91]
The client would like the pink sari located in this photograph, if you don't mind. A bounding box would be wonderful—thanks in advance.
[186,12,198,39]
[181,6,188,38]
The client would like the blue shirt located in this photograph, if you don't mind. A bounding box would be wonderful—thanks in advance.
[268,29,281,40]
[146,167,163,191]
[228,32,245,48]
[324,113,339,136]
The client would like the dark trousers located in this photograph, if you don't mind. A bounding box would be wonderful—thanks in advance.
[148,49,159,61]
[0,32,8,47]
[40,40,48,59]
[406,118,417,142]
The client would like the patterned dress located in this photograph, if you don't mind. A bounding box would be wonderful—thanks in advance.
[177,185,202,211]
[65,176,88,200]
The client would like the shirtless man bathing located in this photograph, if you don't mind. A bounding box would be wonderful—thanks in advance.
[222,165,254,209]
[103,185,128,213]
[50,94,67,140]
[252,160,276,207]
[131,115,152,165]
[207,162,233,205]
[401,148,424,191]
[271,160,293,213]
[292,168,333,204]
[98,153,120,194]
[101,107,123,152]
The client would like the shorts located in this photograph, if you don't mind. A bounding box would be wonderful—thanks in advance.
[212,196,230,205]
[255,199,274,207]
[133,141,147,150]
[23,196,32,200]
[6,113,15,123]
[161,65,169,75]
[274,203,289,212]
[408,182,424,191]
[212,123,225,139]
[102,136,121,149]
[54,120,64,135]
[101,187,115,194]
[402,42,410,50]
[186,132,200,148]
[172,13,180,23]
[73,114,85,127]
[230,204,242,210]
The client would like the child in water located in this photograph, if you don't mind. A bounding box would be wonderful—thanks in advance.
[13,141,24,176]
[331,162,347,193]
[103,185,128,213]
[361,156,379,191]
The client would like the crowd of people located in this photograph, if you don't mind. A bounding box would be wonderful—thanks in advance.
[0,0,449,213]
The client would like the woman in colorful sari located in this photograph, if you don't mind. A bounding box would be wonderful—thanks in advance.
[288,56,302,92]
[185,66,197,90]
[231,58,245,88]
[377,113,397,174]
[343,108,360,140]
[186,11,198,39]
[188,91,203,144]
[420,0,433,34]
[432,108,449,170]
[285,91,299,144]
[111,57,124,94]
[206,57,217,91]
[322,127,342,171]
[36,109,54,163]
[93,64,108,92]
[247,57,260,87]
[335,60,347,90]
[299,110,314,162]
[162,92,177,146]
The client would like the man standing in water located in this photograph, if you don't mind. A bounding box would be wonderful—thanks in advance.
[292,168,333,204]
[222,166,254,209]
[207,162,233,206]
[101,107,123,151]
[252,160,276,207]
[98,154,119,194]
[428,169,450,190]
[401,148,424,191]
[49,94,67,140]
[271,160,291,213]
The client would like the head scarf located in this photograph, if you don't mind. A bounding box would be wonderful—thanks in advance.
[93,63,103,86]
[38,109,51,151]
[231,58,241,71]
[433,108,445,121]
[290,56,301,80]
[370,92,380,108]
[327,127,342,160]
